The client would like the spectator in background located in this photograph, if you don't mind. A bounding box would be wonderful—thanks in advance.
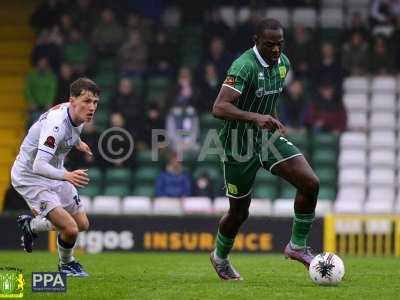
[314,42,344,90]
[166,100,199,154]
[74,0,95,36]
[55,63,74,104]
[193,172,214,198]
[58,13,73,37]
[279,79,308,133]
[345,11,369,39]
[24,57,57,119]
[126,13,152,42]
[342,32,369,76]
[91,8,124,58]
[111,78,143,129]
[169,67,199,108]
[369,36,395,74]
[203,8,232,47]
[136,102,165,149]
[234,11,261,53]
[197,64,219,114]
[206,37,232,81]
[148,28,175,75]
[391,15,400,71]
[155,151,192,198]
[30,0,63,32]
[31,29,62,72]
[63,27,90,75]
[286,24,315,78]
[118,30,148,76]
[306,83,347,134]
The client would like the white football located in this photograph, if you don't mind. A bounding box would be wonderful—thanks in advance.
[309,252,345,286]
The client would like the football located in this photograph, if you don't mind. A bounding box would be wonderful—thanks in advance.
[309,252,345,286]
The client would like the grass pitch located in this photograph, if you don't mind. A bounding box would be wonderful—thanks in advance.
[1,251,400,300]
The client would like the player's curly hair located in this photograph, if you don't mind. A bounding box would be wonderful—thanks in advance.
[70,77,100,97]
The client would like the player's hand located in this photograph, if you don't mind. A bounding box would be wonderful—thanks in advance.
[76,141,93,156]
[253,114,286,134]
[64,169,89,188]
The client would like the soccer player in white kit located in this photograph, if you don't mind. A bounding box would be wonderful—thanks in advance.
[11,78,100,277]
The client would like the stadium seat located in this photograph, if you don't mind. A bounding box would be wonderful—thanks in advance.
[320,8,344,28]
[315,200,333,217]
[193,165,221,181]
[364,200,394,214]
[312,148,337,166]
[369,150,396,167]
[219,6,236,28]
[315,167,337,184]
[347,111,367,130]
[365,220,392,234]
[370,112,396,130]
[265,8,290,27]
[322,0,344,8]
[134,166,161,184]
[318,186,336,200]
[272,198,293,217]
[371,76,397,93]
[105,168,132,184]
[103,184,130,197]
[369,131,397,149]
[249,199,272,216]
[334,199,363,213]
[368,187,396,203]
[199,113,222,130]
[213,197,229,214]
[121,196,152,215]
[368,168,395,186]
[92,196,121,214]
[338,167,367,186]
[340,132,367,149]
[254,184,278,200]
[343,93,368,112]
[136,149,157,166]
[254,170,279,185]
[182,197,212,214]
[292,8,317,27]
[153,197,182,215]
[343,76,369,93]
[79,184,101,198]
[286,132,308,150]
[313,133,338,149]
[131,185,154,197]
[279,183,296,199]
[336,186,366,202]
[79,196,92,213]
[370,94,396,112]
[88,167,103,183]
[339,149,367,167]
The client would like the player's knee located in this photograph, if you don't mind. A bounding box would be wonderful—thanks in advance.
[78,219,89,232]
[63,224,79,238]
[302,175,320,198]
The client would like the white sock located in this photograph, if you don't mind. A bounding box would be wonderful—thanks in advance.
[30,217,55,233]
[57,236,75,264]
[213,249,227,263]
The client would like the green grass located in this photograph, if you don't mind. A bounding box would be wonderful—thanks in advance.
[1,251,400,299]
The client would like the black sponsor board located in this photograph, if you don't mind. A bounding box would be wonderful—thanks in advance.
[0,215,323,253]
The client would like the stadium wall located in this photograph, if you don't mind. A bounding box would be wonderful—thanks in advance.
[0,215,323,254]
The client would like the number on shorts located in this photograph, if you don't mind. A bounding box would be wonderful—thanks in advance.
[73,195,81,205]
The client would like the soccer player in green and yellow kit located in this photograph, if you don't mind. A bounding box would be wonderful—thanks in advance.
[210,19,320,280]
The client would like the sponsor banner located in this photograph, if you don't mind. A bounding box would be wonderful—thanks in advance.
[0,216,323,253]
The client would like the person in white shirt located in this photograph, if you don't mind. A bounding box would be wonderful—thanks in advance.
[12,77,100,277]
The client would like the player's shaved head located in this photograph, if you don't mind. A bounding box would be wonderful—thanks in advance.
[254,18,284,65]
[255,18,283,37]
[70,77,100,98]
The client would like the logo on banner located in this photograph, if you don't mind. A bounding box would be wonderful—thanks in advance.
[0,267,24,298]
[31,272,66,292]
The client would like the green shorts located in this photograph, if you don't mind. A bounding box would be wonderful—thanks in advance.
[222,135,302,199]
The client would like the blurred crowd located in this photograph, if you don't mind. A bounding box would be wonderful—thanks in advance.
[19,0,400,200]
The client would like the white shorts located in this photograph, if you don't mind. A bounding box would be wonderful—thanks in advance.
[11,165,84,217]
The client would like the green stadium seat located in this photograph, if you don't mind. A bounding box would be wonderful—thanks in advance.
[88,167,102,183]
[79,184,101,198]
[131,185,154,197]
[147,76,170,91]
[96,58,116,72]
[134,166,161,183]
[105,168,132,184]
[94,71,117,90]
[280,181,296,199]
[286,132,309,150]
[200,113,222,130]
[104,184,130,197]
[193,165,221,181]
[93,109,109,129]
[254,184,278,199]
[313,133,338,149]
[130,76,144,96]
[318,186,336,200]
[315,167,337,184]
[312,149,337,166]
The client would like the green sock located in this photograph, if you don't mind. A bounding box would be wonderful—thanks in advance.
[215,230,235,259]
[290,212,315,248]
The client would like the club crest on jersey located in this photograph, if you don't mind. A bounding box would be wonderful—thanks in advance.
[258,72,264,80]
[279,66,287,78]
[224,76,236,87]
[44,136,55,149]
[40,201,47,211]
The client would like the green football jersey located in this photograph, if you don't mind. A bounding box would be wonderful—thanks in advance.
[219,46,290,157]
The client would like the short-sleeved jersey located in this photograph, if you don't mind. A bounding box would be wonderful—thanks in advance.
[13,102,84,174]
[219,46,290,157]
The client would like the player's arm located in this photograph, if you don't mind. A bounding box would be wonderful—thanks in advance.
[212,86,285,133]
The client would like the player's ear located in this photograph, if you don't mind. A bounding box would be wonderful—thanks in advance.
[253,34,258,43]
